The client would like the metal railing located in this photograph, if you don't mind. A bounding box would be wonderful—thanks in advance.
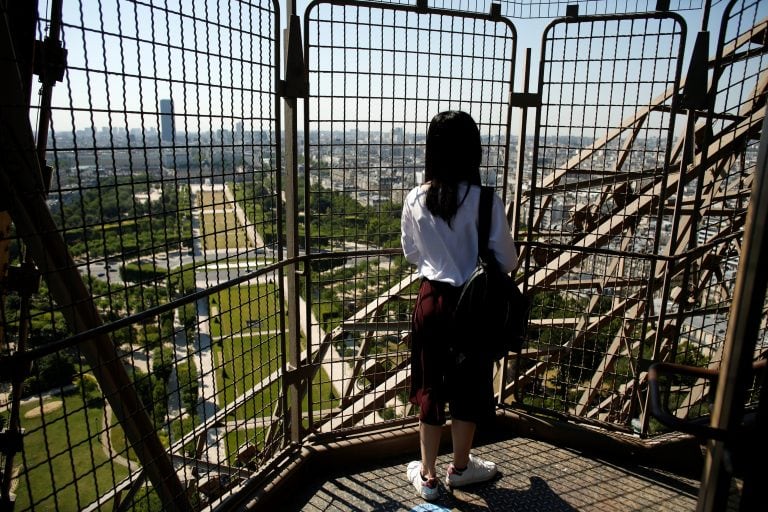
[0,0,765,510]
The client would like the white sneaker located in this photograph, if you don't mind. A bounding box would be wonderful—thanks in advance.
[407,461,439,501]
[444,454,497,488]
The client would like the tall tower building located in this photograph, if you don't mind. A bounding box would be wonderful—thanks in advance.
[160,99,174,143]
[236,121,243,142]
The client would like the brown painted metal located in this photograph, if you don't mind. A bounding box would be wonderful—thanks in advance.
[698,102,768,512]
[0,7,190,512]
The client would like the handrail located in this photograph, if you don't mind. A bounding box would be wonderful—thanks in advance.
[647,359,766,441]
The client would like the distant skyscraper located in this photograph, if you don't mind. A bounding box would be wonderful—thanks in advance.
[160,99,174,143]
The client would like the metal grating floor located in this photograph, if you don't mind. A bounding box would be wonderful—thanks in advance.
[280,435,717,511]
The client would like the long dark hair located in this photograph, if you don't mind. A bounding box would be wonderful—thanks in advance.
[424,110,482,226]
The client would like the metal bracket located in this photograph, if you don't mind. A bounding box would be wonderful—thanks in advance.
[489,3,501,19]
[0,351,32,383]
[655,0,671,12]
[510,92,541,108]
[679,31,710,111]
[283,362,314,387]
[33,37,68,84]
[280,15,308,99]
[565,4,579,18]
[0,428,25,456]
[4,262,40,295]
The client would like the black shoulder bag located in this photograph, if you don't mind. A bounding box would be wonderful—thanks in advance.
[453,186,530,360]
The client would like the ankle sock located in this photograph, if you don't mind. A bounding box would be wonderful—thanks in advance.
[421,472,437,481]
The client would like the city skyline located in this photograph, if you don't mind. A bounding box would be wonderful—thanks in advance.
[33,1,750,139]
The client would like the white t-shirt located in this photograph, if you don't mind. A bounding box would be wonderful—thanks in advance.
[401,182,518,286]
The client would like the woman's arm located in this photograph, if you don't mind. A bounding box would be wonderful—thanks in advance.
[488,194,518,273]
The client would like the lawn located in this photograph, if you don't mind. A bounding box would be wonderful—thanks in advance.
[209,283,281,337]
[214,332,338,420]
[198,189,252,250]
[201,210,251,250]
[14,394,129,511]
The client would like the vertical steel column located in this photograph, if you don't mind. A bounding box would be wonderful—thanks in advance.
[281,1,308,444]
[504,47,537,404]
[697,114,768,512]
[510,48,534,236]
[34,0,63,170]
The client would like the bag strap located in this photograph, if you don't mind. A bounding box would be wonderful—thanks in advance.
[478,186,494,262]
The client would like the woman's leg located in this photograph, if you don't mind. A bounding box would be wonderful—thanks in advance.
[411,279,453,477]
[420,422,442,479]
[445,417,497,488]
[444,357,498,488]
[450,418,476,468]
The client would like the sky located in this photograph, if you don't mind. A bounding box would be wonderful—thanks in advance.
[39,0,766,136]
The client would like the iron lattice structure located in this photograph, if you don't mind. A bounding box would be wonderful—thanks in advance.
[0,0,765,510]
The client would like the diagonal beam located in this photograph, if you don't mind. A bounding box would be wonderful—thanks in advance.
[0,13,189,511]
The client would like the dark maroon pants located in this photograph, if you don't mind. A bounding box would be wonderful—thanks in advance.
[409,278,495,426]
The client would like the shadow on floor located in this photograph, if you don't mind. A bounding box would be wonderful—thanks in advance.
[284,436,701,511]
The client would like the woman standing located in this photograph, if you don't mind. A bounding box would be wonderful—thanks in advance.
[400,110,518,501]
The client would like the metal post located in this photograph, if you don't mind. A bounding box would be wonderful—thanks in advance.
[697,111,768,512]
[282,0,307,444]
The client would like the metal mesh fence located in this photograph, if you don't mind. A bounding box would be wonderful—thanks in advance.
[2,0,283,509]
[0,0,766,510]
[508,0,768,433]
[651,0,768,430]
[512,11,687,428]
[303,0,517,431]
[361,0,708,18]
